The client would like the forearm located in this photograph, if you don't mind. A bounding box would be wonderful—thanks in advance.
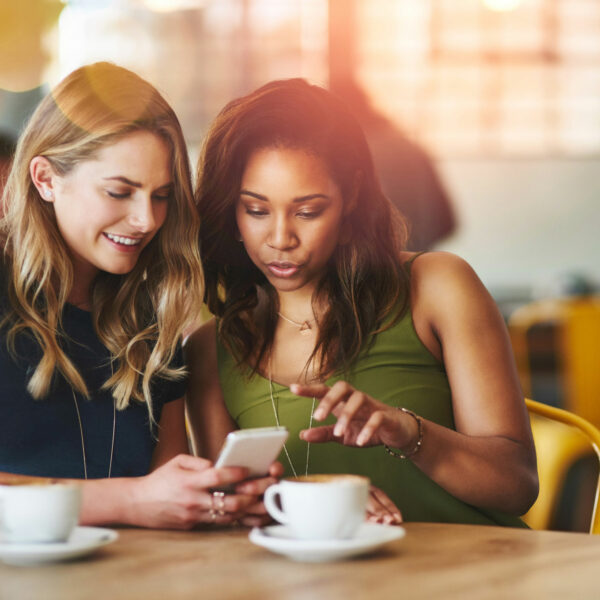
[407,419,538,515]
[78,477,141,526]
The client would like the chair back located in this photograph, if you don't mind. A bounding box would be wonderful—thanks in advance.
[525,398,600,534]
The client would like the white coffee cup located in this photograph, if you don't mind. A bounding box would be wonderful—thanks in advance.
[263,474,369,540]
[0,480,82,544]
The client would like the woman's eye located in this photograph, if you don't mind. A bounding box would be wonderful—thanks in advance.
[297,210,322,219]
[153,193,171,202]
[245,208,268,217]
[107,190,130,199]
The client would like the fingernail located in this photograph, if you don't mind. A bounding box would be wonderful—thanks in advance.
[290,384,299,394]
[356,433,366,446]
[333,423,343,437]
[313,409,324,420]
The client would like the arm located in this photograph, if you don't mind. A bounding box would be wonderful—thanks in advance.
[78,397,256,528]
[298,252,538,515]
[184,319,282,526]
[184,318,237,461]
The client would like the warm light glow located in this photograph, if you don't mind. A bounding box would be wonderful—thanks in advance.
[142,0,206,13]
[483,0,522,11]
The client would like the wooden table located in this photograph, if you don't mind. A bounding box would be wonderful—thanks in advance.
[2,522,599,599]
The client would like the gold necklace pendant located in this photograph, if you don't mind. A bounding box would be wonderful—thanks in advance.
[277,311,315,335]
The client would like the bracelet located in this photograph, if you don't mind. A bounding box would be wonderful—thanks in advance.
[384,407,423,459]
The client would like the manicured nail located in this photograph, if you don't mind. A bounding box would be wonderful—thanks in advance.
[333,423,343,437]
[313,409,324,420]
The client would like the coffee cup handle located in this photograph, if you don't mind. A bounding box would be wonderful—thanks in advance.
[263,484,289,525]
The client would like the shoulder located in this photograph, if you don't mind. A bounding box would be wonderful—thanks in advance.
[185,318,217,362]
[406,251,484,292]
[407,251,500,335]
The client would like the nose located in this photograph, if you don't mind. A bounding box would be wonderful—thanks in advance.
[128,195,157,233]
[267,214,298,250]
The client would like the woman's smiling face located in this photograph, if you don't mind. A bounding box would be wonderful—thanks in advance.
[42,130,172,284]
[236,146,345,295]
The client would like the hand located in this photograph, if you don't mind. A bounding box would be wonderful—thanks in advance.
[366,485,403,525]
[127,454,263,529]
[230,461,285,528]
[293,382,418,450]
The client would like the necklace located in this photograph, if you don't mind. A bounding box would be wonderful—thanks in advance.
[71,389,116,480]
[277,312,315,336]
[268,371,316,478]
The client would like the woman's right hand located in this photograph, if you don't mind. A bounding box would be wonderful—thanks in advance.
[125,454,262,529]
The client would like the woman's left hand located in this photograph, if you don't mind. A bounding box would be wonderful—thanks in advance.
[293,382,418,450]
[367,485,403,525]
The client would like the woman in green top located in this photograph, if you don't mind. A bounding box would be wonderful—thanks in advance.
[186,79,538,527]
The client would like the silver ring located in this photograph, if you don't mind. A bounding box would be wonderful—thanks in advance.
[212,490,226,516]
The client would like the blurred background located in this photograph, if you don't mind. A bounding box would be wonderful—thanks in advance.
[1,0,599,530]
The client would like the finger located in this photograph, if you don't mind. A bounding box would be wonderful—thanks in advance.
[299,425,339,443]
[356,411,385,446]
[171,453,213,472]
[238,514,273,528]
[189,466,249,490]
[333,390,368,437]
[289,383,330,399]
[241,500,269,515]
[368,487,403,524]
[311,381,355,421]
[234,476,279,496]
[195,491,258,512]
[268,461,284,477]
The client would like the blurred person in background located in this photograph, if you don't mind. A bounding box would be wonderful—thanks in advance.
[330,79,456,251]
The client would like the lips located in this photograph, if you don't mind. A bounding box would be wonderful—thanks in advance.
[103,232,144,252]
[266,261,302,278]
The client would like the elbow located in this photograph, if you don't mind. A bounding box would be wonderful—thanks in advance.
[502,461,539,516]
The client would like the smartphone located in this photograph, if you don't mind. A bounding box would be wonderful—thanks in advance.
[214,426,289,478]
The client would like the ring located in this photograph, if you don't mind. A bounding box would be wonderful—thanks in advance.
[209,508,217,522]
[212,490,226,517]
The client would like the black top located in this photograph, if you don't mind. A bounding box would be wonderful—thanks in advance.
[0,298,187,479]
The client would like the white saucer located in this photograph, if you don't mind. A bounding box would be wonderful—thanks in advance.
[0,526,118,567]
[249,522,405,562]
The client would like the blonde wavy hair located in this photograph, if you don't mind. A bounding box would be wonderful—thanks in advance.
[0,62,204,420]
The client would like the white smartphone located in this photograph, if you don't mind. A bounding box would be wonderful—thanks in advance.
[214,426,289,478]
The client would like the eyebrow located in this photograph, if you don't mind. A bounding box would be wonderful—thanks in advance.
[103,176,172,190]
[240,190,330,202]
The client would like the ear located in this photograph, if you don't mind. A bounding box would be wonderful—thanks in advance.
[29,156,57,203]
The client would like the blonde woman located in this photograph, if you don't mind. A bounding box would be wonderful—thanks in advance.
[0,62,273,529]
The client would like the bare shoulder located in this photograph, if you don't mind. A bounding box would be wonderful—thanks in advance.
[185,318,217,359]
[407,251,501,334]
[184,318,219,384]
[408,251,489,301]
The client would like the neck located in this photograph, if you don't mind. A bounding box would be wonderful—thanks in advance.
[68,261,98,311]
[277,288,318,324]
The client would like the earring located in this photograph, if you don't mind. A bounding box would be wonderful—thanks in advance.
[43,189,53,200]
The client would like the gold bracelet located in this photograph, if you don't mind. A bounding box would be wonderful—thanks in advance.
[384,407,423,459]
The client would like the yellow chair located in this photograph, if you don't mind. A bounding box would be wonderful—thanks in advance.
[525,398,600,534]
[510,296,600,426]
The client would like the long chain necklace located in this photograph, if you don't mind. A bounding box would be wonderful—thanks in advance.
[71,374,116,479]
[277,312,315,336]
[268,370,316,478]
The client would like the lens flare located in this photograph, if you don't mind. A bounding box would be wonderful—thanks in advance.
[483,0,522,11]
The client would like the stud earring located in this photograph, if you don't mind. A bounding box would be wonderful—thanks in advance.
[44,189,53,200]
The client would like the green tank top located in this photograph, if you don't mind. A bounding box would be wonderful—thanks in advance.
[216,296,526,528]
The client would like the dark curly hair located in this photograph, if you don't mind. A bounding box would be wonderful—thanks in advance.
[195,78,409,379]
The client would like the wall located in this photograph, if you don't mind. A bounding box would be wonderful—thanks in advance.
[435,158,600,297]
